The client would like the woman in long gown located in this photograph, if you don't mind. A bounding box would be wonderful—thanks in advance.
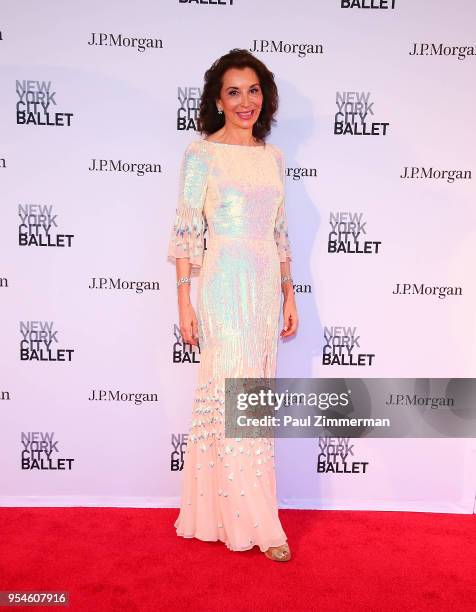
[167,49,298,561]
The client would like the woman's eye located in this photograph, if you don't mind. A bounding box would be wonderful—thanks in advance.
[228,88,260,96]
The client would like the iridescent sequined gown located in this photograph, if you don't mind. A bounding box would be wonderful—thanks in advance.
[167,138,292,552]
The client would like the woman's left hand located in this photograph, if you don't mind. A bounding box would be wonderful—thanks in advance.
[280,296,298,338]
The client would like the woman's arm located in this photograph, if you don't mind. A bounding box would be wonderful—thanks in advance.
[175,258,199,346]
[280,259,298,338]
[167,141,211,347]
[273,145,298,338]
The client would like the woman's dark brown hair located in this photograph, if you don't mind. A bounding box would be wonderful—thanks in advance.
[198,49,279,143]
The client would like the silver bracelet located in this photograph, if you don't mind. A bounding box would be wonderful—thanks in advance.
[281,274,293,284]
[177,275,191,288]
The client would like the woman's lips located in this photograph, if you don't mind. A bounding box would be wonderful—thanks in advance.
[236,110,254,120]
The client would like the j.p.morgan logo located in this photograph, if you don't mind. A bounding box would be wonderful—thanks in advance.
[250,39,323,58]
[18,204,74,247]
[286,165,318,181]
[323,327,375,366]
[171,433,187,471]
[177,86,201,131]
[21,432,74,470]
[89,389,159,405]
[393,282,462,299]
[409,43,475,60]
[328,212,382,254]
[334,91,389,136]
[317,437,369,474]
[88,158,161,176]
[20,321,74,362]
[16,80,73,126]
[88,32,163,52]
[400,166,471,183]
[173,324,200,364]
[89,277,160,293]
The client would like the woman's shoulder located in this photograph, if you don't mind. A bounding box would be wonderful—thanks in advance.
[265,143,285,171]
[266,141,284,158]
[181,138,215,166]
[183,137,209,154]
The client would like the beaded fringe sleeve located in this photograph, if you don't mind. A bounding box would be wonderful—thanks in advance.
[273,146,292,263]
[167,141,209,269]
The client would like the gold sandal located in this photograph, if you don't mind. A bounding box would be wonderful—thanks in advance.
[264,543,291,562]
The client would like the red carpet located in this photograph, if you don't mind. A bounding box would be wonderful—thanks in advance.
[1,508,474,611]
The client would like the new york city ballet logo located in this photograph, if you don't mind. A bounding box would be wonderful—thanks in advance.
[327,211,382,254]
[16,80,73,127]
[20,321,74,362]
[18,204,74,247]
[317,437,369,474]
[172,324,200,364]
[177,86,201,132]
[340,0,396,9]
[322,326,375,366]
[21,432,75,470]
[334,91,389,136]
[171,433,188,471]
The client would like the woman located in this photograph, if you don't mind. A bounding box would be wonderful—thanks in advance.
[167,49,298,561]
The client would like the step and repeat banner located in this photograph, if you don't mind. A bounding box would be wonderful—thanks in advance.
[1,1,475,513]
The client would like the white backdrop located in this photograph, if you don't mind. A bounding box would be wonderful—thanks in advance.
[1,0,475,513]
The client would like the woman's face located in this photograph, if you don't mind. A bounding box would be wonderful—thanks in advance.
[216,67,263,130]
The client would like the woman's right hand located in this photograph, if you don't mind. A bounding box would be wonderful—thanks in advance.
[179,301,199,346]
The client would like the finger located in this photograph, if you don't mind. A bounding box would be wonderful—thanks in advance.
[283,314,299,336]
[288,320,298,334]
[191,317,198,341]
[181,326,197,346]
[280,316,292,337]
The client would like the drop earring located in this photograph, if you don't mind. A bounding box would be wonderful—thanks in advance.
[217,107,223,114]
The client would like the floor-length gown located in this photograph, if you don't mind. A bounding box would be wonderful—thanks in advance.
[166,137,292,552]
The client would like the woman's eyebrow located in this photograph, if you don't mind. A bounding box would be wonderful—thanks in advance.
[225,83,260,91]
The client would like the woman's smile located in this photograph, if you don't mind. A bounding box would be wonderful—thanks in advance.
[236,109,255,120]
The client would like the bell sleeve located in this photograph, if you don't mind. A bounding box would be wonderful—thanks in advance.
[274,146,292,262]
[166,140,209,269]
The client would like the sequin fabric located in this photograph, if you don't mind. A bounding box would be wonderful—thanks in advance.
[167,138,292,553]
